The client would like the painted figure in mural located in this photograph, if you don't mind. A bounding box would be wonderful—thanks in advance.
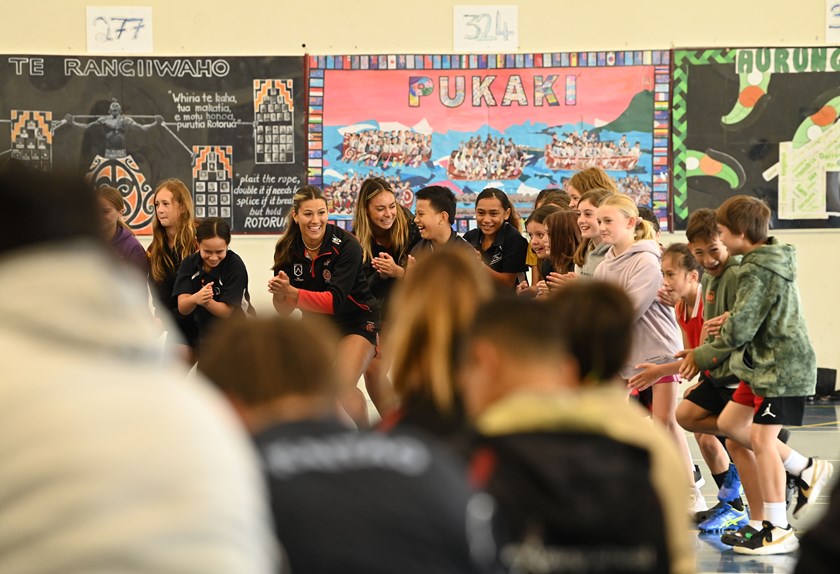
[65,99,163,159]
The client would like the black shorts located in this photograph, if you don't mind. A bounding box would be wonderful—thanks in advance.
[685,376,736,415]
[334,313,379,347]
[753,396,806,426]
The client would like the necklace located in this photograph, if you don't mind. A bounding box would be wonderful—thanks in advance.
[303,238,323,252]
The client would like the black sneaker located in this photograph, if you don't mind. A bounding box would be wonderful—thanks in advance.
[732,521,799,555]
[785,472,797,510]
[778,427,790,443]
[693,464,705,489]
[720,524,760,547]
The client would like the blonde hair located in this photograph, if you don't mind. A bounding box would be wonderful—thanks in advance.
[272,186,327,273]
[569,167,619,194]
[600,194,655,242]
[387,249,494,413]
[352,177,410,263]
[98,185,131,232]
[573,187,618,267]
[148,179,195,283]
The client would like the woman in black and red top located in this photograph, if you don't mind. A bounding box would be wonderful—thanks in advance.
[269,185,380,427]
[352,177,420,417]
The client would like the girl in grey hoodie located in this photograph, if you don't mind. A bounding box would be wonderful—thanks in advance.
[594,194,697,505]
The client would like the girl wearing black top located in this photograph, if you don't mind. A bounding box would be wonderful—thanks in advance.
[463,188,527,291]
[352,177,420,416]
[147,178,198,362]
[173,218,248,354]
[269,185,380,427]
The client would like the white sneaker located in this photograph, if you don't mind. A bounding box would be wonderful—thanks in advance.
[793,457,835,519]
[690,489,708,514]
[732,521,799,555]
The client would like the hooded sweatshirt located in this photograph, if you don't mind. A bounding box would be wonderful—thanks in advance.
[719,237,816,397]
[575,240,611,278]
[594,239,682,380]
[472,388,694,574]
[0,242,277,574]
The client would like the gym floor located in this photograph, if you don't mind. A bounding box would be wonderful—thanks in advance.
[691,401,839,574]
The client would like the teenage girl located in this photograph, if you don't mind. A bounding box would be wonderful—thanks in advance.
[463,188,527,291]
[379,247,494,451]
[352,177,420,416]
[519,204,563,298]
[147,179,199,361]
[630,243,740,513]
[98,185,148,274]
[173,217,248,352]
[592,194,696,502]
[542,210,581,293]
[525,190,570,287]
[566,167,619,210]
[269,185,380,428]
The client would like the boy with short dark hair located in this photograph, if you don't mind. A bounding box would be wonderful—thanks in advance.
[675,208,751,533]
[459,289,694,574]
[711,195,833,555]
[410,185,470,255]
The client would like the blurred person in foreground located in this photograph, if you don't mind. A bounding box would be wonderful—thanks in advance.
[0,160,277,573]
[200,314,499,574]
[458,282,694,574]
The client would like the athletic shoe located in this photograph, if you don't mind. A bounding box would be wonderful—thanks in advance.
[698,500,749,532]
[717,463,742,502]
[720,524,760,547]
[732,521,799,555]
[693,464,705,489]
[690,489,708,514]
[785,472,797,510]
[793,457,835,519]
[695,500,726,524]
[778,427,790,444]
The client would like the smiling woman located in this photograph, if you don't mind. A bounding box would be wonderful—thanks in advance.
[269,185,382,428]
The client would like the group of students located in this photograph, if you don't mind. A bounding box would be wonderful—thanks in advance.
[88,161,839,567]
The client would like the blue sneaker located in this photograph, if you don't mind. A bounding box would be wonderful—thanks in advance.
[698,501,749,532]
[718,463,742,502]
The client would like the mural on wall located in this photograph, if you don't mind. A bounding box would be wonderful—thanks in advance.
[672,47,840,229]
[308,51,672,231]
[0,55,306,234]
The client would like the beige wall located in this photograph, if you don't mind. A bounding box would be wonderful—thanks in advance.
[3,1,838,374]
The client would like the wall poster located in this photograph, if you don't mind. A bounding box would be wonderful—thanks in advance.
[672,47,840,229]
[0,55,306,234]
[307,51,672,232]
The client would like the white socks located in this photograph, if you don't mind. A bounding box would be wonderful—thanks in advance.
[764,502,788,528]
[783,451,809,476]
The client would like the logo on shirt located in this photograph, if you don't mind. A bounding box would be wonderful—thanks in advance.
[332,235,342,245]
[706,290,716,304]
[489,251,503,266]
[293,263,303,278]
[323,269,332,283]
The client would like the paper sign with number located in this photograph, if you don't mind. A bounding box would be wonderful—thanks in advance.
[454,5,517,53]
[828,1,840,43]
[87,6,153,53]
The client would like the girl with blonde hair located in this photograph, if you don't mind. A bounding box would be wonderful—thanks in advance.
[147,178,198,359]
[593,194,698,509]
[380,248,494,449]
[352,177,420,416]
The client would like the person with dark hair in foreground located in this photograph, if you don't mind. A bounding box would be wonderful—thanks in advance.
[0,161,277,573]
[200,315,499,574]
[459,285,694,574]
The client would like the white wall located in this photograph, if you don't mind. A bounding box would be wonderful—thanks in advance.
[3,1,837,372]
